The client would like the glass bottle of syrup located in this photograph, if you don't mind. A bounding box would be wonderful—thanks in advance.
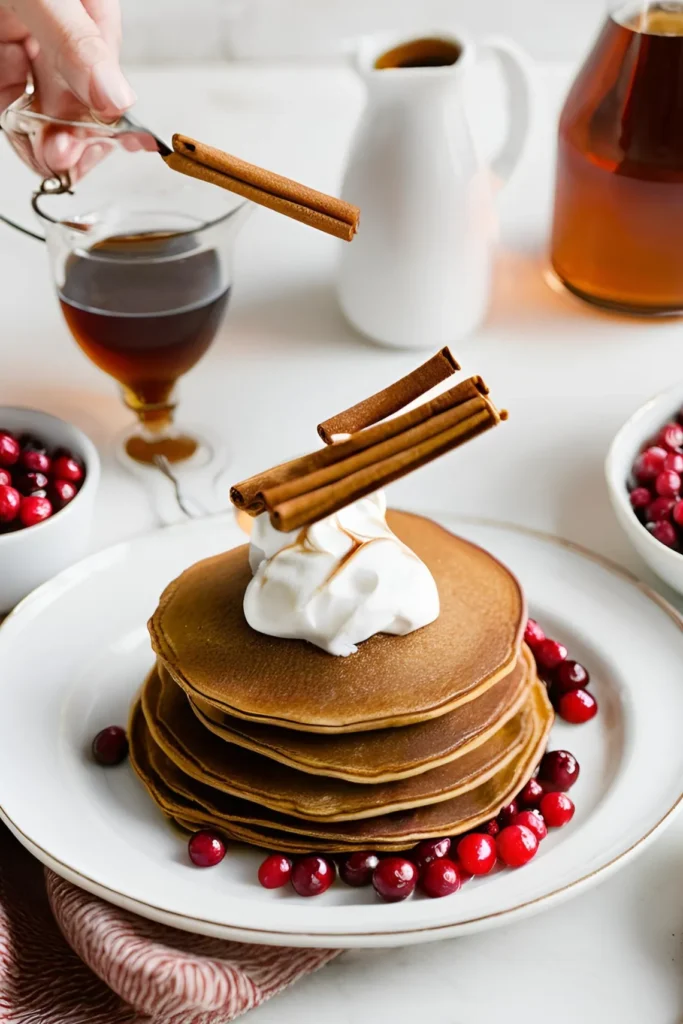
[550,2,683,314]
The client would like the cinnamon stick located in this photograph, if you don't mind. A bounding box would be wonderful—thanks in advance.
[230,375,489,514]
[317,347,460,444]
[270,403,502,533]
[164,135,360,242]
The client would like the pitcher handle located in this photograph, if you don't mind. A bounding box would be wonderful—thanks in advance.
[480,36,533,185]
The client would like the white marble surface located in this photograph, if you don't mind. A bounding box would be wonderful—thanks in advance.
[119,0,606,63]
[1,60,682,1023]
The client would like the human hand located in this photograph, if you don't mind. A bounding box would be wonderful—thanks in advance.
[0,0,136,176]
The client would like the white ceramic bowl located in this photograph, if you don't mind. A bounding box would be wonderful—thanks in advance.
[0,409,100,612]
[606,383,683,596]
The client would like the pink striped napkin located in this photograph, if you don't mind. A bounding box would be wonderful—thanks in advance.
[0,825,339,1022]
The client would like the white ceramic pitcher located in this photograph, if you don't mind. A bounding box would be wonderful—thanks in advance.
[337,30,532,349]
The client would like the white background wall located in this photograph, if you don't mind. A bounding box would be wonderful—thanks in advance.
[119,0,608,64]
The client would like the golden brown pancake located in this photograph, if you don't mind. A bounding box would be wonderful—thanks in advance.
[149,511,525,732]
[185,647,533,783]
[141,663,534,821]
[128,679,552,852]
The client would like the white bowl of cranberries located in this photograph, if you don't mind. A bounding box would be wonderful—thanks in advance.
[606,384,683,595]
[0,408,100,612]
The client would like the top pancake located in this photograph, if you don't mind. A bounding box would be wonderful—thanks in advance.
[149,510,525,732]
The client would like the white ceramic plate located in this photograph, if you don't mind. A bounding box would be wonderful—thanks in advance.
[0,513,682,948]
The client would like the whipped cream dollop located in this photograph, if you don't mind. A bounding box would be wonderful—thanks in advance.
[243,491,439,656]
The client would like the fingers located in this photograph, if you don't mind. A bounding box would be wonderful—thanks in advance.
[82,0,121,53]
[0,39,29,112]
[0,6,31,43]
[9,0,135,116]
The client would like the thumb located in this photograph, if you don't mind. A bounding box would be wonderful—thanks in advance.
[7,0,135,116]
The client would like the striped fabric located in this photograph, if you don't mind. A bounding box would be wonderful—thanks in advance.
[0,826,339,1022]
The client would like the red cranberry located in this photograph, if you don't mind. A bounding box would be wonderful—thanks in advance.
[412,837,451,871]
[534,638,568,672]
[52,454,84,484]
[558,688,598,724]
[655,470,681,497]
[339,851,380,887]
[419,858,462,898]
[518,777,544,809]
[258,853,292,889]
[496,825,538,868]
[291,856,336,897]
[0,469,10,487]
[663,451,683,474]
[15,471,49,496]
[456,833,497,875]
[476,818,500,838]
[657,423,683,451]
[538,750,580,791]
[553,659,590,695]
[0,433,20,468]
[19,495,52,528]
[629,487,652,510]
[523,618,545,648]
[646,497,675,522]
[647,520,678,547]
[0,484,21,523]
[497,800,519,828]
[372,857,417,903]
[49,479,78,510]
[188,830,226,867]
[540,792,575,827]
[91,725,128,765]
[513,809,547,842]
[634,446,667,482]
[20,448,51,475]
[674,500,683,527]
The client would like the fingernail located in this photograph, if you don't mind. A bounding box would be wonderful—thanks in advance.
[24,36,40,61]
[90,63,136,114]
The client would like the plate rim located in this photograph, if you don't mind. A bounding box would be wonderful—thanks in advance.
[1,512,682,947]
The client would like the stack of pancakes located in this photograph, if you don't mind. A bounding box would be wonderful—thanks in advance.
[130,511,553,853]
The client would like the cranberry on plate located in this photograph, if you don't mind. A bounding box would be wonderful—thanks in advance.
[188,830,226,867]
[517,777,544,809]
[92,725,129,766]
[258,854,292,889]
[412,837,451,871]
[291,856,336,897]
[496,825,538,868]
[419,858,462,899]
[339,851,380,887]
[456,833,497,876]
[558,688,598,724]
[538,750,580,792]
[540,792,575,827]
[372,857,417,902]
[512,809,547,842]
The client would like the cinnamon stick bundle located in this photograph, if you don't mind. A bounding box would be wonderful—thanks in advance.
[164,134,360,242]
[231,362,506,532]
[231,375,490,514]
